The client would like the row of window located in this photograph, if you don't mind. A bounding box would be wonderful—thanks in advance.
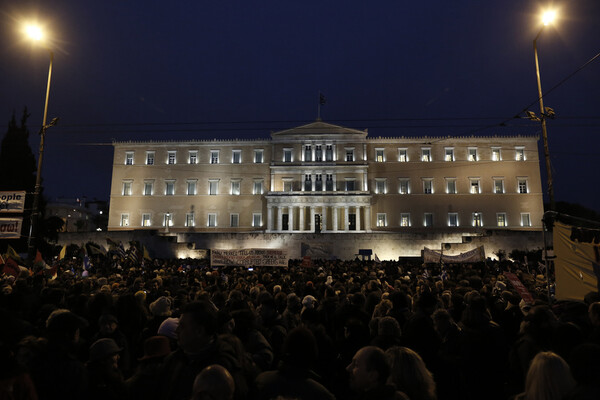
[122,176,529,196]
[122,179,264,196]
[375,212,532,227]
[120,212,262,228]
[120,211,532,228]
[124,146,528,166]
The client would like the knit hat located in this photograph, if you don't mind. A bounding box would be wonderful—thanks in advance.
[89,338,122,362]
[138,336,171,361]
[157,317,179,339]
[150,296,172,317]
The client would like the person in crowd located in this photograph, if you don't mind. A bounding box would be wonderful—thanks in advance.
[513,351,575,400]
[126,335,171,399]
[0,341,38,400]
[567,343,600,400]
[255,327,335,400]
[385,346,436,400]
[192,364,235,400]
[91,313,131,376]
[86,338,126,400]
[346,345,408,400]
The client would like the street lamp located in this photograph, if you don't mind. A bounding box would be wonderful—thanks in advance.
[24,24,57,259]
[533,11,556,210]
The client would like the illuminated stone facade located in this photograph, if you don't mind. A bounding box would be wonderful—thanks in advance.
[108,121,544,239]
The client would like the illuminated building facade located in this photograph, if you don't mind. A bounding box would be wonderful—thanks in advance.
[108,121,544,239]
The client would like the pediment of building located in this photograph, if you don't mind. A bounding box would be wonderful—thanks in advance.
[271,120,368,139]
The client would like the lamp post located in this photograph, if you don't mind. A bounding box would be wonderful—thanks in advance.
[24,24,56,259]
[534,11,556,211]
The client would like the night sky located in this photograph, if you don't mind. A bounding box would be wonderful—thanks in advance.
[1,1,599,211]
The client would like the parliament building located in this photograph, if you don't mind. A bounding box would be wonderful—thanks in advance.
[107,120,544,259]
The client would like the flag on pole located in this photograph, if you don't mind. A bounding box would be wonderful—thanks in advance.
[319,92,326,105]
[58,245,67,260]
[83,254,91,271]
[5,244,23,263]
[374,253,381,264]
[143,245,151,261]
[2,257,20,277]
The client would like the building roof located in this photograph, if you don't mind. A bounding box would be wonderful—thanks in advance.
[270,120,368,138]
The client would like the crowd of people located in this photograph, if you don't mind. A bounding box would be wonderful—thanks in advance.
[1,253,599,400]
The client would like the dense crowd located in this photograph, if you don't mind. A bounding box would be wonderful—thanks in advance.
[1,255,599,400]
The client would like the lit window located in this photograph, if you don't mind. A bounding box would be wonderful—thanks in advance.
[146,151,155,165]
[142,213,151,227]
[492,147,501,161]
[448,213,458,227]
[165,180,175,196]
[377,213,387,227]
[424,213,433,227]
[518,178,528,194]
[144,181,153,196]
[189,151,198,164]
[253,180,263,195]
[375,149,385,162]
[446,179,457,194]
[230,213,239,228]
[399,179,410,194]
[211,150,219,164]
[515,147,526,161]
[468,148,478,161]
[473,212,483,227]
[125,152,134,165]
[445,148,454,162]
[163,213,173,227]
[423,179,433,194]
[326,145,333,161]
[122,181,132,196]
[400,213,410,227]
[283,149,292,162]
[326,174,334,191]
[494,179,504,194]
[470,178,480,194]
[186,213,195,227]
[421,148,431,162]
[521,213,531,227]
[304,175,312,191]
[304,145,312,162]
[232,150,241,164]
[231,180,241,195]
[187,180,197,195]
[315,174,323,191]
[398,148,408,162]
[167,151,176,164]
[375,179,386,194]
[345,148,354,162]
[252,213,262,227]
[254,149,264,163]
[120,214,129,227]
[209,180,219,195]
[207,213,217,227]
[497,213,507,227]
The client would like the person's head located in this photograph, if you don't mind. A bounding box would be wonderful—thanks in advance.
[281,327,318,369]
[192,364,235,400]
[88,338,121,370]
[176,301,217,353]
[524,351,575,400]
[46,309,88,347]
[346,346,390,392]
[98,314,118,335]
[588,302,600,326]
[385,346,436,400]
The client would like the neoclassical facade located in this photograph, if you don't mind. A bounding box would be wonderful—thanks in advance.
[108,121,544,235]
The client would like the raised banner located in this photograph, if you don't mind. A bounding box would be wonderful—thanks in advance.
[0,218,23,239]
[423,246,485,264]
[211,248,288,267]
[553,221,599,301]
[0,191,26,213]
[504,271,535,305]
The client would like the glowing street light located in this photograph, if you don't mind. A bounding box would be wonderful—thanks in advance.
[533,10,557,211]
[24,23,58,259]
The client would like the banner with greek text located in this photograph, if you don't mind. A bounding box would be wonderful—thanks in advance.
[0,218,23,239]
[211,248,288,267]
[504,272,535,305]
[553,221,599,301]
[0,191,26,213]
[423,246,485,264]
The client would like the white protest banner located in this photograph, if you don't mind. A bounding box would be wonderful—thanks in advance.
[423,246,485,264]
[0,217,23,239]
[211,248,288,267]
[0,191,26,213]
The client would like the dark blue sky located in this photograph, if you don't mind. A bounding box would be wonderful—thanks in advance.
[1,1,599,211]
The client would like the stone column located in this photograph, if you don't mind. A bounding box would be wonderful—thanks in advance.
[322,206,327,232]
[333,174,337,192]
[288,206,294,232]
[277,206,283,232]
[365,205,372,232]
[299,206,305,231]
[312,174,315,191]
[267,205,273,232]
[356,206,361,231]
[344,206,349,232]
[310,206,316,232]
[332,206,338,232]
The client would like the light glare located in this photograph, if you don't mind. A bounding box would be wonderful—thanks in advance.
[25,24,43,41]
[542,10,556,26]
